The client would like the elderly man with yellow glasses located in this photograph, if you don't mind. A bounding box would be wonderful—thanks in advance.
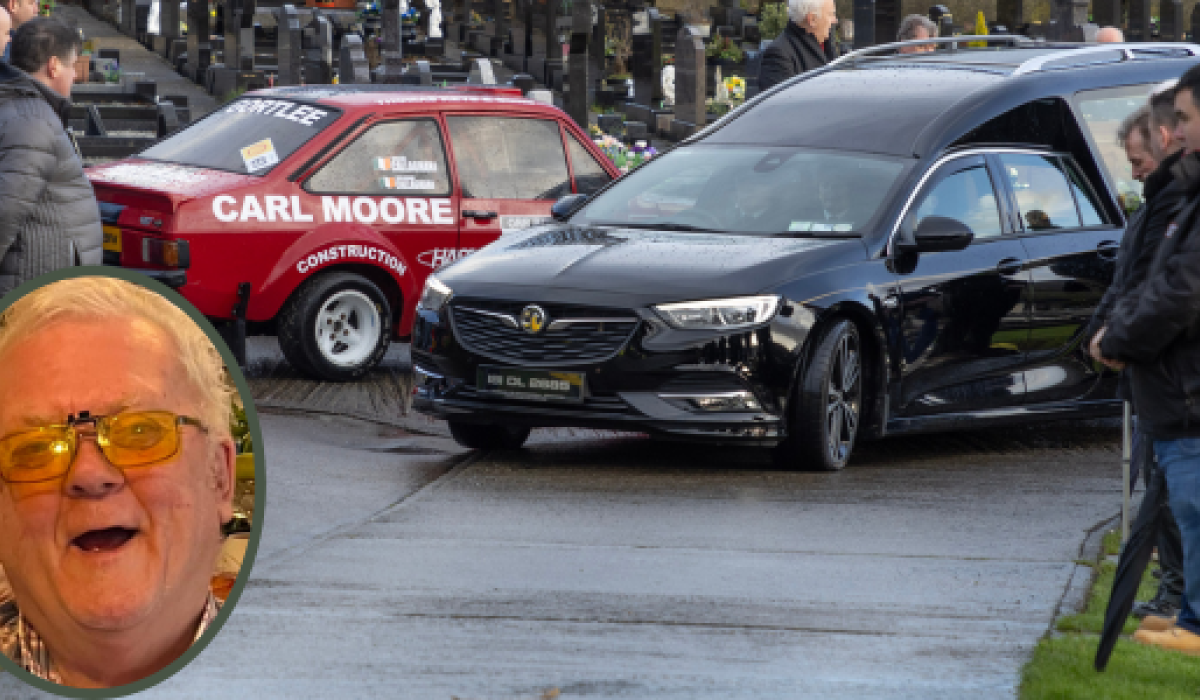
[0,276,238,688]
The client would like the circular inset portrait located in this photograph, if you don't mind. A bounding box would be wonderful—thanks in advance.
[0,271,262,694]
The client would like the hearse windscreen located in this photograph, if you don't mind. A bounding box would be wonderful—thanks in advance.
[139,98,342,176]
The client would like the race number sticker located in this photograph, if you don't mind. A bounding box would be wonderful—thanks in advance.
[241,138,280,173]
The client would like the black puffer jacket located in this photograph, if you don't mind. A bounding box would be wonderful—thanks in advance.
[0,62,102,296]
[1101,152,1200,439]
[1084,151,1184,401]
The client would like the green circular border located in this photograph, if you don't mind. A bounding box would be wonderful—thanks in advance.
[0,266,267,698]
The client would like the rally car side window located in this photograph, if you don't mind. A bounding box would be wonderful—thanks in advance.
[306,119,451,196]
[565,131,613,195]
[447,116,572,200]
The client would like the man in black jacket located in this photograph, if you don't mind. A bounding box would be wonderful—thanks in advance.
[1088,94,1187,624]
[757,0,839,92]
[1095,64,1200,656]
[0,17,101,295]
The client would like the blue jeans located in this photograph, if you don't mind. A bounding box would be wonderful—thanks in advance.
[1154,438,1200,634]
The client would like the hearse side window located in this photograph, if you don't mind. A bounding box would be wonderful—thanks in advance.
[447,116,572,200]
[912,166,1004,240]
[306,119,451,196]
[1075,85,1158,207]
[999,154,1081,231]
[1062,158,1108,227]
[565,131,612,195]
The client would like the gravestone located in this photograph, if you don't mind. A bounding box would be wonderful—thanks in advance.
[376,0,407,82]
[491,0,508,55]
[853,0,874,49]
[467,56,498,82]
[1128,0,1152,41]
[338,33,371,83]
[1090,0,1118,29]
[415,59,434,84]
[1161,0,1184,41]
[304,15,334,84]
[631,8,661,106]
[276,5,302,86]
[185,0,211,82]
[153,0,182,57]
[121,0,137,36]
[670,26,705,140]
[996,0,1023,36]
[1048,0,1087,40]
[566,0,592,128]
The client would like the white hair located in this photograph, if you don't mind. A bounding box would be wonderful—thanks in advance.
[788,0,827,23]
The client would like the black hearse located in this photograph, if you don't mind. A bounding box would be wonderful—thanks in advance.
[411,40,1200,470]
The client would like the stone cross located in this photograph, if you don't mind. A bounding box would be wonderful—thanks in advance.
[671,26,705,139]
[338,34,371,83]
[1161,0,1184,41]
[566,0,592,128]
[276,4,303,86]
[185,0,210,82]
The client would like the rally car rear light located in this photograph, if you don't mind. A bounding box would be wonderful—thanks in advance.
[142,238,190,269]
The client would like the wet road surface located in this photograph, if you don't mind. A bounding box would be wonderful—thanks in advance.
[0,339,1122,699]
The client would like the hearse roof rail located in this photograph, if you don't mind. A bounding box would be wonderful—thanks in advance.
[1011,42,1200,74]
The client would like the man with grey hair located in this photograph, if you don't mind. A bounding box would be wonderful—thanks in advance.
[758,0,838,92]
[897,14,937,53]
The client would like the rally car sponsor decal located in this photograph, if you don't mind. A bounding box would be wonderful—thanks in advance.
[379,176,438,191]
[374,157,438,173]
[499,215,553,234]
[417,248,478,269]
[211,195,454,225]
[240,138,280,173]
[296,245,406,275]
[222,98,332,127]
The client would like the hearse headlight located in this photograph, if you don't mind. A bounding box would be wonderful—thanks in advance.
[417,275,453,313]
[653,295,781,330]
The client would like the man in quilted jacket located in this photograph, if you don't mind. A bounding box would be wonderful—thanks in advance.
[0,17,101,296]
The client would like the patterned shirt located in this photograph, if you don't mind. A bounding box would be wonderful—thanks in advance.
[0,592,220,684]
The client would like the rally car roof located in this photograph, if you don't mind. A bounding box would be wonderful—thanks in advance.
[252,84,540,109]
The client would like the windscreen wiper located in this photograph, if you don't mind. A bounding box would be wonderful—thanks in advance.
[591,221,722,233]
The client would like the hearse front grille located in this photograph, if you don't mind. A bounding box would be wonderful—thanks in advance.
[449,298,640,365]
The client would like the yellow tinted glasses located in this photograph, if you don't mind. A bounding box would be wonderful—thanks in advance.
[0,411,207,483]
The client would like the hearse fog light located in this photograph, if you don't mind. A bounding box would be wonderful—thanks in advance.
[417,275,453,313]
[660,391,763,412]
[653,295,781,330]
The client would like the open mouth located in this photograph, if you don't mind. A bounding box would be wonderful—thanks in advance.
[71,527,138,553]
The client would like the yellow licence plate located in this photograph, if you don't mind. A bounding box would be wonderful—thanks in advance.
[102,225,121,253]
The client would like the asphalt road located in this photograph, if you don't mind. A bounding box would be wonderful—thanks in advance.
[0,339,1124,699]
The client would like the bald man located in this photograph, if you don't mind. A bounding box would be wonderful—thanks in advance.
[1096,26,1125,43]
[0,9,10,62]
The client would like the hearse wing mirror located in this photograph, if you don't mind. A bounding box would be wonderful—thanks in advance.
[551,194,589,221]
[911,215,974,253]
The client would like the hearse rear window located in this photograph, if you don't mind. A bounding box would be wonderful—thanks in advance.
[139,98,341,176]
[1075,85,1157,208]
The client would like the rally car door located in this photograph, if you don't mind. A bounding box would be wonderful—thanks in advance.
[443,113,577,262]
[304,116,458,296]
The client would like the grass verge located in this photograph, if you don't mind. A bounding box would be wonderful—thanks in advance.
[1020,530,1198,699]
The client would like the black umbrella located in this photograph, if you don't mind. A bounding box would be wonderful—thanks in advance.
[1095,431,1165,671]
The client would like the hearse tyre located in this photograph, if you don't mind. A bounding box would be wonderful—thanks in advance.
[277,271,393,382]
[447,421,532,450]
[774,318,865,472]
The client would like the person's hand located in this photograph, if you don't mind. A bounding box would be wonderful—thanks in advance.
[1090,327,1126,370]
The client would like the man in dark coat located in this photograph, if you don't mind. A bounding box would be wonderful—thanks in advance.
[757,0,839,92]
[1095,64,1200,657]
[0,17,101,295]
[1088,92,1186,624]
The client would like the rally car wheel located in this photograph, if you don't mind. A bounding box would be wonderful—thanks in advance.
[278,272,393,382]
[448,421,531,450]
[774,319,863,472]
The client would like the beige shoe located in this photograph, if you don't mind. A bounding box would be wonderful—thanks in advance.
[1137,614,1179,633]
[1133,626,1200,656]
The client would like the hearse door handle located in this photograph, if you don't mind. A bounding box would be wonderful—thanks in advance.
[996,257,1024,276]
[462,209,498,220]
[1096,240,1120,260]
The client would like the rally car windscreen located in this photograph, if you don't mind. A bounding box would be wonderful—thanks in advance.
[574,145,909,236]
[139,97,342,176]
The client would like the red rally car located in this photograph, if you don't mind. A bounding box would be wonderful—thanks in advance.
[88,85,621,381]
